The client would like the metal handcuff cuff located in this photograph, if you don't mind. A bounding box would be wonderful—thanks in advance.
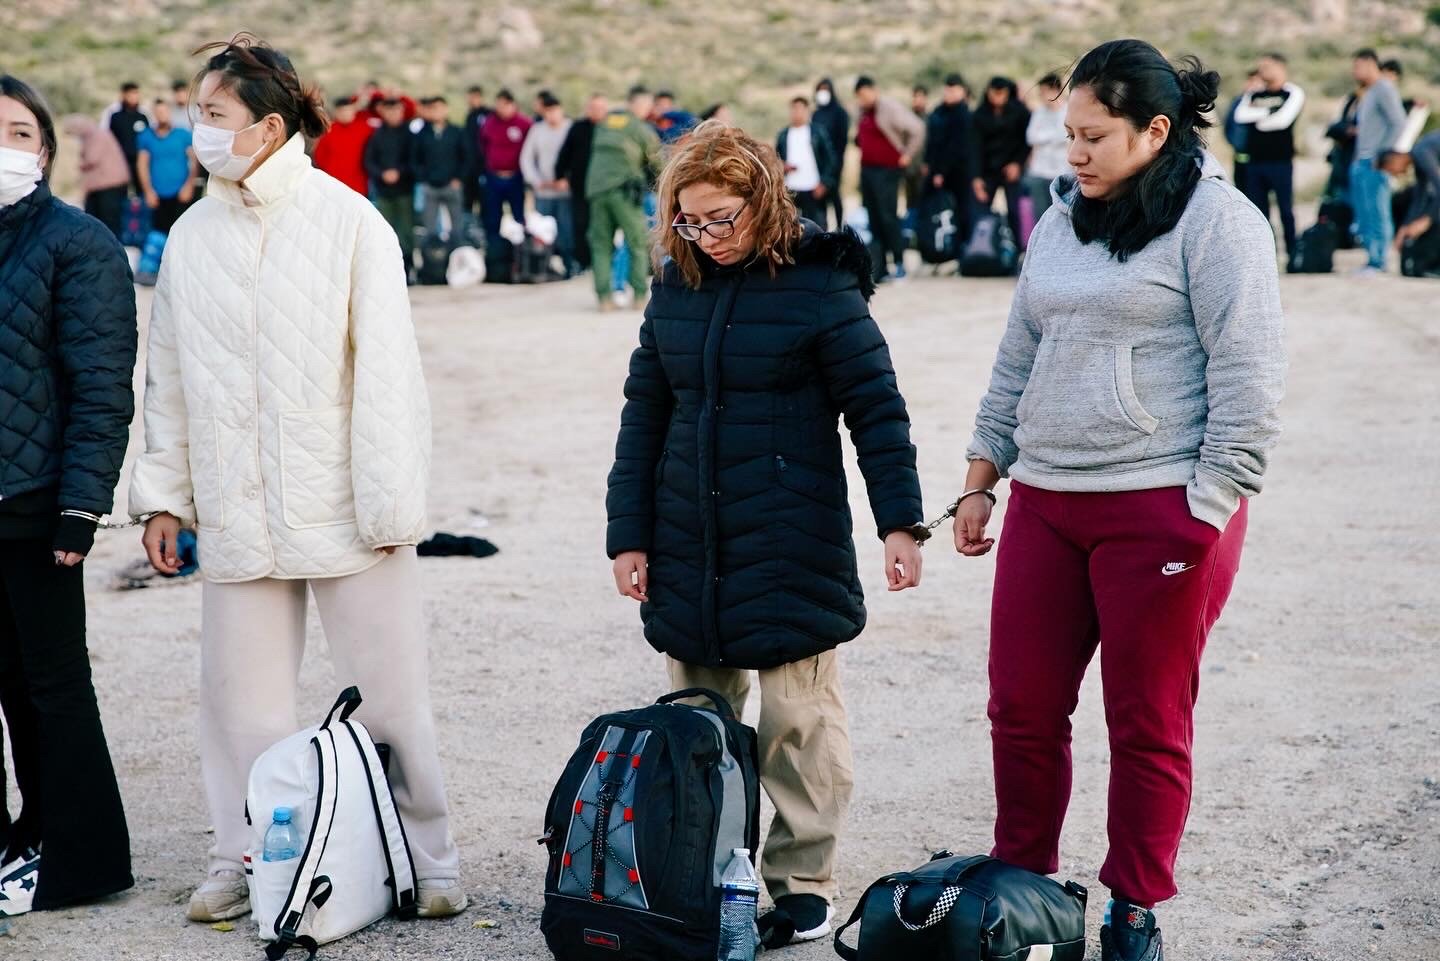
[897,488,998,546]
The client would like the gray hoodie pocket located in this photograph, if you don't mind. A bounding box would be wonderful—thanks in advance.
[1015,339,1159,470]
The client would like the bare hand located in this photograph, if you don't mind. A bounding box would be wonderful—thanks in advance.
[555,178,569,192]
[142,512,184,574]
[53,551,86,567]
[932,174,945,188]
[953,495,996,557]
[178,184,195,204]
[377,546,397,555]
[613,551,649,602]
[884,531,922,591]
[972,178,989,203]
[144,190,159,209]
[899,154,913,168]
[1003,162,1021,184]
[450,178,462,190]
[813,183,828,199]
[382,169,399,185]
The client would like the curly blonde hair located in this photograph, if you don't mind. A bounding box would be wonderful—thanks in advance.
[653,120,802,289]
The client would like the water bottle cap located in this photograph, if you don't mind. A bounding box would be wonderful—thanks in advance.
[273,806,292,823]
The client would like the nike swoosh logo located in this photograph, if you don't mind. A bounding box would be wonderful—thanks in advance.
[1161,564,1194,576]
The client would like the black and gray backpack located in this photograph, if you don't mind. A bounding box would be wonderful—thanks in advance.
[540,689,760,961]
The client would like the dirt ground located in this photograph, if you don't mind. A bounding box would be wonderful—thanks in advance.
[4,244,1438,961]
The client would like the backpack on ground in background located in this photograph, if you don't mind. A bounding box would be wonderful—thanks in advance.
[539,688,760,961]
[916,188,961,265]
[1288,221,1337,274]
[834,852,1088,961]
[417,231,453,286]
[120,194,150,248]
[484,237,517,284]
[1017,194,1037,249]
[1318,196,1355,249]
[245,687,417,959]
[959,213,1019,277]
[134,229,167,286]
[1401,226,1440,278]
[516,235,565,284]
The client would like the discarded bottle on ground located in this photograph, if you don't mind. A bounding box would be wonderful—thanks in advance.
[263,806,302,862]
[717,847,759,961]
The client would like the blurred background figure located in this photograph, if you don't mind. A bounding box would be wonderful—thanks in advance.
[62,115,131,238]
[312,95,374,197]
[1024,72,1068,224]
[522,91,578,275]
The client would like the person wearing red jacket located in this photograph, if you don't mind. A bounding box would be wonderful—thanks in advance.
[312,96,375,196]
[478,89,532,245]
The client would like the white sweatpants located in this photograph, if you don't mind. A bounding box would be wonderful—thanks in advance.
[198,548,460,880]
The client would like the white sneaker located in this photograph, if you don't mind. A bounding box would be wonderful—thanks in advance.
[0,850,40,917]
[792,903,835,942]
[416,878,469,918]
[187,870,251,922]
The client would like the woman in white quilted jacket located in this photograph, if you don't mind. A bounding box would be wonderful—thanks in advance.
[128,35,466,923]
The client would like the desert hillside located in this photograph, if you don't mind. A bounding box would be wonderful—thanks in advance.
[3,0,1437,146]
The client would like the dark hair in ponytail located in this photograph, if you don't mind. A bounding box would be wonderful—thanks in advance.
[192,33,329,140]
[1064,39,1220,261]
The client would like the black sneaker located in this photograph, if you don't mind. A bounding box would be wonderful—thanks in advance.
[758,893,834,949]
[1101,901,1164,961]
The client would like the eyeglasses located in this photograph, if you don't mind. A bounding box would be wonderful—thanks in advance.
[672,202,748,242]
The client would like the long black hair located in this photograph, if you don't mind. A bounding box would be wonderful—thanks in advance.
[191,33,328,140]
[1064,39,1220,261]
[0,75,57,180]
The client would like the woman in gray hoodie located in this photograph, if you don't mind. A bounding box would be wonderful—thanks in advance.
[953,40,1286,961]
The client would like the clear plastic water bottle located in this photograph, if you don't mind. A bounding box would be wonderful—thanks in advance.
[717,847,759,961]
[262,806,302,862]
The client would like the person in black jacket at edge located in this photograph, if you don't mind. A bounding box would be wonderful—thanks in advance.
[556,93,607,272]
[924,72,974,245]
[969,76,1031,244]
[811,78,851,230]
[0,75,137,917]
[606,120,926,950]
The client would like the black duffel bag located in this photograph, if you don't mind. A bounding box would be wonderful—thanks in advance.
[834,852,1087,961]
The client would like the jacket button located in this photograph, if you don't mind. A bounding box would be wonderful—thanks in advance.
[241,278,252,289]
[247,487,258,499]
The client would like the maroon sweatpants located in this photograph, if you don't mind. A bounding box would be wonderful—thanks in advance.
[987,481,1247,907]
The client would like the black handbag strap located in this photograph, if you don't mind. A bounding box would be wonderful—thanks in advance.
[655,687,737,720]
[834,872,990,961]
[832,876,896,961]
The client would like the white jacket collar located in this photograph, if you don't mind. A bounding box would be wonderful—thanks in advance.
[209,133,312,209]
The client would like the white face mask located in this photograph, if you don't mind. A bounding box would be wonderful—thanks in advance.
[0,146,43,207]
[192,119,270,181]
[815,89,833,107]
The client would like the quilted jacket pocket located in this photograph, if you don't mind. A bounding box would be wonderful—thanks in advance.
[279,407,357,529]
[188,418,225,532]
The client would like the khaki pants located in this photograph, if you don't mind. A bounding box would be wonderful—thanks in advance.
[198,548,459,880]
[667,652,854,902]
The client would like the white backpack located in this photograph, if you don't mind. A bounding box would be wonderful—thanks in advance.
[244,687,417,959]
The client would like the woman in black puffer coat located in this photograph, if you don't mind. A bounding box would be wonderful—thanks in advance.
[606,121,925,948]
[0,76,136,914]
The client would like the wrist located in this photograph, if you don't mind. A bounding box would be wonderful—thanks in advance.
[54,513,99,556]
[957,488,997,507]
